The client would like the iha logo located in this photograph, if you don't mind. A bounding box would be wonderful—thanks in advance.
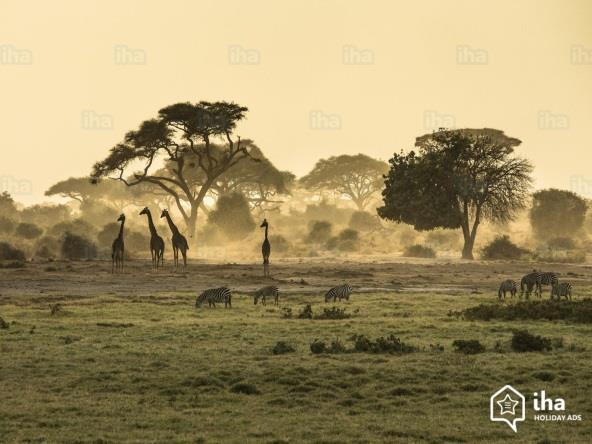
[490,385,525,432]
[491,386,583,433]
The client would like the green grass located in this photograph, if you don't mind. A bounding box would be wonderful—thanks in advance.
[1,290,591,443]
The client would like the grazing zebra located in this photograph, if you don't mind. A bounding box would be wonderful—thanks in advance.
[520,272,541,298]
[254,285,279,306]
[324,284,353,303]
[196,287,232,308]
[498,280,517,299]
[551,282,572,300]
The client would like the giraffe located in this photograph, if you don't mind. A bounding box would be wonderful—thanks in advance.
[139,207,165,270]
[260,218,271,277]
[160,209,189,271]
[111,213,125,273]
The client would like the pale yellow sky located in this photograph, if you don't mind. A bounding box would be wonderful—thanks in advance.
[1,0,591,204]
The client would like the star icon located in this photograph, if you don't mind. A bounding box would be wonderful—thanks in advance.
[497,393,519,415]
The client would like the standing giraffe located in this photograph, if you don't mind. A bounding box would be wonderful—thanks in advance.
[139,207,165,270]
[160,209,188,271]
[260,219,271,277]
[111,213,125,273]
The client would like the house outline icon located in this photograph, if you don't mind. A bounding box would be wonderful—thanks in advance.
[490,384,526,433]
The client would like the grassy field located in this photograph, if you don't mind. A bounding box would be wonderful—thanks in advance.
[1,260,591,443]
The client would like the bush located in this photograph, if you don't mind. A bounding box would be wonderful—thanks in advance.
[481,235,528,260]
[297,304,313,319]
[50,219,97,239]
[126,231,150,254]
[547,237,576,250]
[230,383,260,395]
[403,244,436,258]
[327,229,360,251]
[0,242,26,261]
[352,334,417,354]
[349,211,381,232]
[208,193,256,241]
[0,316,9,329]
[97,223,120,248]
[61,232,98,260]
[35,236,60,258]
[306,220,333,244]
[268,234,291,253]
[309,338,347,354]
[535,250,586,264]
[15,222,43,239]
[315,306,351,320]
[452,339,485,355]
[0,217,16,234]
[462,300,592,323]
[511,330,552,352]
[272,341,296,355]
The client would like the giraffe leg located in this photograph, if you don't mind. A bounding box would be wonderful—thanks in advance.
[181,248,187,271]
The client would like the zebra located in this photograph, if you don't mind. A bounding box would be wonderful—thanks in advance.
[498,280,517,299]
[254,285,279,305]
[324,284,353,303]
[539,272,558,296]
[551,282,572,300]
[520,272,541,298]
[196,287,232,308]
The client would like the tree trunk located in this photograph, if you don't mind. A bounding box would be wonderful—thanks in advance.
[461,235,475,260]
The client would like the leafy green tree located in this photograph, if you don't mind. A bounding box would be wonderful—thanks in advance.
[207,192,256,241]
[91,101,256,239]
[378,128,533,259]
[301,154,388,210]
[530,189,587,238]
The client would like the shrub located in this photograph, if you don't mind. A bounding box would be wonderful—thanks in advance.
[306,220,333,244]
[349,211,382,232]
[126,231,150,253]
[297,304,313,319]
[452,339,485,355]
[50,219,97,238]
[309,339,347,354]
[97,223,120,248]
[511,330,552,352]
[481,235,528,260]
[0,217,16,234]
[35,236,60,258]
[0,242,26,261]
[327,229,360,251]
[0,316,9,329]
[272,341,296,355]
[280,307,293,319]
[310,339,327,354]
[547,237,576,250]
[462,300,592,323]
[61,232,97,260]
[352,334,417,354]
[268,234,291,253]
[15,222,43,239]
[315,306,351,320]
[535,250,586,264]
[208,192,256,241]
[403,244,436,258]
[230,382,260,395]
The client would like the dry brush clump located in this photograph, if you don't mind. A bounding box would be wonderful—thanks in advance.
[310,333,418,355]
[460,300,592,323]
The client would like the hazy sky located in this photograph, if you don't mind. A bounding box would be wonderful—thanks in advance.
[1,0,592,204]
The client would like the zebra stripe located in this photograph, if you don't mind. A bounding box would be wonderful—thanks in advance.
[324,284,353,303]
[539,272,558,287]
[254,285,279,306]
[196,287,232,308]
[498,280,517,299]
[551,282,572,300]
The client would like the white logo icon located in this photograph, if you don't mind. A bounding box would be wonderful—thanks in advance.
[490,385,525,433]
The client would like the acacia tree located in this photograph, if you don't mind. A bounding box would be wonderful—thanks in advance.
[378,128,533,259]
[300,154,388,210]
[91,101,255,239]
[530,189,587,238]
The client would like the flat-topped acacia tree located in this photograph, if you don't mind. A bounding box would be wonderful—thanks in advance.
[90,101,256,239]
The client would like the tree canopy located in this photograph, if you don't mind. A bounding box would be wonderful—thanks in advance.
[378,128,533,259]
[530,188,587,238]
[90,101,257,239]
[300,154,388,210]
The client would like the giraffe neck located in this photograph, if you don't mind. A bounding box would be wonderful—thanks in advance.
[145,211,158,236]
[118,219,125,239]
[265,225,268,240]
[165,213,179,235]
